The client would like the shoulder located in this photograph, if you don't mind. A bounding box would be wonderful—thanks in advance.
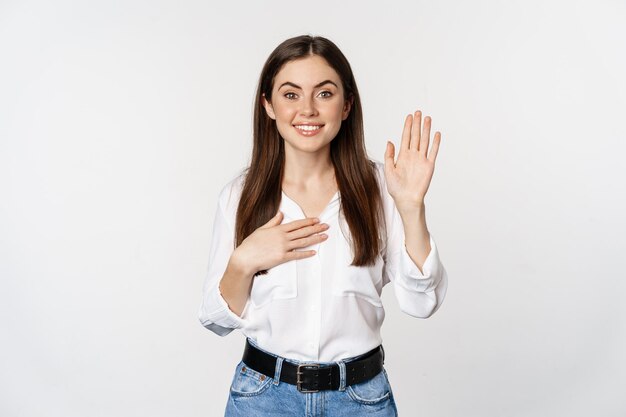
[216,168,247,217]
[367,158,394,213]
[370,158,384,177]
[369,158,387,192]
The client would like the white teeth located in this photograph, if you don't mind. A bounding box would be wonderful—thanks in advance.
[295,125,322,131]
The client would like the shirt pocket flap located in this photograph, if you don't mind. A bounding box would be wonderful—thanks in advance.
[250,259,298,308]
[331,234,384,307]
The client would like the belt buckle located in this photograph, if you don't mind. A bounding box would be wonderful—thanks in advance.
[296,364,320,393]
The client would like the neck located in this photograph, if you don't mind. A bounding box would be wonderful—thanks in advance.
[282,143,335,189]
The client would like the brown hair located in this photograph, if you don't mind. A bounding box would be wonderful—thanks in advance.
[235,34,385,276]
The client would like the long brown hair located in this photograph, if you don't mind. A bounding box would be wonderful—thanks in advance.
[235,34,385,276]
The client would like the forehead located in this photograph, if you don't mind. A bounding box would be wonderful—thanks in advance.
[274,55,341,88]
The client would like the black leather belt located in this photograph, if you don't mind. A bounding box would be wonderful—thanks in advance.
[241,338,385,393]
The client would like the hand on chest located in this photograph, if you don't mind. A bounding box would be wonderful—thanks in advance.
[248,190,385,310]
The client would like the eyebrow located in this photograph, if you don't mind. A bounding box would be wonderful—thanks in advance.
[278,80,338,90]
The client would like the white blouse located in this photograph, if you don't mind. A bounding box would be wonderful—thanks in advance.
[198,160,448,362]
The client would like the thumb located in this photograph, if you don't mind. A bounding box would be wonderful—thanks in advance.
[384,141,395,171]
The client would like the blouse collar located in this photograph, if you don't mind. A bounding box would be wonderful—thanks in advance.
[280,190,340,222]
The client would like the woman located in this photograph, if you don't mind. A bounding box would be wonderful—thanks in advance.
[198,34,448,416]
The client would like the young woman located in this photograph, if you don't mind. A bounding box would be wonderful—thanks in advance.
[199,34,448,416]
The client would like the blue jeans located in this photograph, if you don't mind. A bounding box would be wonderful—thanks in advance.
[224,338,399,416]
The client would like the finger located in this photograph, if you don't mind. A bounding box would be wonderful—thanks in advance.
[281,216,320,232]
[287,222,328,240]
[286,233,328,251]
[410,110,421,151]
[400,114,412,153]
[428,131,441,163]
[286,249,317,261]
[421,115,431,156]
[260,210,283,228]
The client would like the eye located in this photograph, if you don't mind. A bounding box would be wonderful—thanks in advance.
[319,91,333,98]
[284,92,297,100]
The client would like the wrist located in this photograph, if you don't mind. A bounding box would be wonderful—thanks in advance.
[228,251,256,279]
[395,200,425,216]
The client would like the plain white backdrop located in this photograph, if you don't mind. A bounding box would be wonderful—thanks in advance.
[1,0,625,416]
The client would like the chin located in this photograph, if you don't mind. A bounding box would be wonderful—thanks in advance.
[284,139,332,153]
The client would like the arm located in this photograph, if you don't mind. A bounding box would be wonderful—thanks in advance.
[382,193,448,318]
[398,201,430,274]
[381,109,448,317]
[199,178,326,335]
[198,185,251,336]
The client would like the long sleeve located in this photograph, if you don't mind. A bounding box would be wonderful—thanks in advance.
[198,183,250,336]
[377,163,448,318]
[392,233,448,318]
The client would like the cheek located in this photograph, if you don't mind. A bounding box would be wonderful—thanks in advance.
[324,101,346,118]
[273,104,295,120]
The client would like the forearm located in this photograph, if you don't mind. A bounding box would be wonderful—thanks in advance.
[218,255,255,317]
[397,201,431,274]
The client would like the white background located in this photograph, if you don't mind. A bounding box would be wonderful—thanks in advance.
[1,0,625,416]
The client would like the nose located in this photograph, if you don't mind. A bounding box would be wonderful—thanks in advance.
[299,94,318,117]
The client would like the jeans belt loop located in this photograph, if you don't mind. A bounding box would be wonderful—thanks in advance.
[338,360,347,392]
[273,356,284,386]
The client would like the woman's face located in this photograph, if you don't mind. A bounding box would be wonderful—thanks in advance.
[262,55,352,155]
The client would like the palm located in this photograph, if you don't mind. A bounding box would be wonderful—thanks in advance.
[384,110,441,208]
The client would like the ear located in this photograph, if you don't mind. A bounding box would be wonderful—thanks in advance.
[342,95,354,120]
[262,93,276,120]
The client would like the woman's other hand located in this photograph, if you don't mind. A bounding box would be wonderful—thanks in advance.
[384,109,441,211]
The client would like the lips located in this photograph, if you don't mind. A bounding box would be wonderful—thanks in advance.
[293,124,324,136]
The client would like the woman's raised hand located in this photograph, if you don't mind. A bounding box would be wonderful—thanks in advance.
[384,109,441,210]
[232,211,330,276]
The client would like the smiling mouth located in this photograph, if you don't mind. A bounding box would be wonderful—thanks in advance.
[293,124,324,132]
